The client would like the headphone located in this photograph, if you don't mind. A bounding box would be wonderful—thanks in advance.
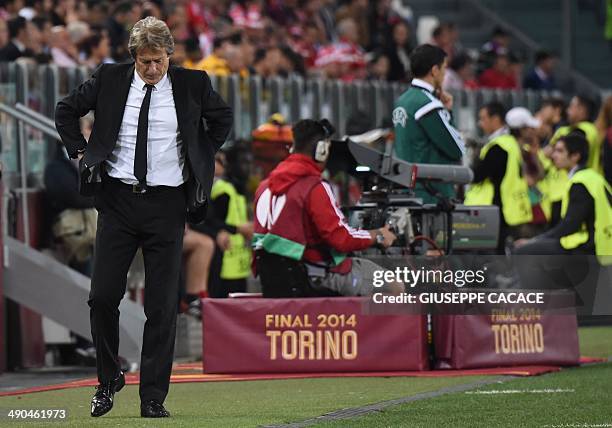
[313,119,335,162]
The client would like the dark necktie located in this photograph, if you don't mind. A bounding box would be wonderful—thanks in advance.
[134,84,154,186]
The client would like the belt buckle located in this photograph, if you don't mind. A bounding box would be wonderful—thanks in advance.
[132,183,147,194]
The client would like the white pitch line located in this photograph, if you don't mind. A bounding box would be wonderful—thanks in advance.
[465,388,575,395]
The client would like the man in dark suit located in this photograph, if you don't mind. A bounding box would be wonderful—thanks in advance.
[0,17,33,62]
[523,50,557,91]
[55,16,232,418]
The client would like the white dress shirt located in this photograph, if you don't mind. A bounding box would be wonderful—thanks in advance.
[106,70,188,186]
[487,126,509,142]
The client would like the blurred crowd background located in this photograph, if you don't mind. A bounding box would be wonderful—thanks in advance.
[2,0,610,90]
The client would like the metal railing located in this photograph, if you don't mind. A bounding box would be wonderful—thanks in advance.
[0,102,61,246]
[0,60,604,191]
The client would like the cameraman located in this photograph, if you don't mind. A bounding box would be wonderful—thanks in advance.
[253,119,398,296]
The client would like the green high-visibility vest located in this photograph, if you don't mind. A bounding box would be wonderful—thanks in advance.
[211,179,251,279]
[560,169,612,265]
[465,134,533,226]
[548,122,602,202]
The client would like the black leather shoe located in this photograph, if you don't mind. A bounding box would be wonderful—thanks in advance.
[90,372,125,417]
[141,400,171,418]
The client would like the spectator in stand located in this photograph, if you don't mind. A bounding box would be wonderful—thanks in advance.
[166,3,191,44]
[431,24,450,50]
[67,20,90,47]
[366,51,389,81]
[240,36,256,71]
[314,43,343,79]
[141,1,163,20]
[595,95,612,184]
[385,19,412,82]
[224,43,246,76]
[80,31,110,67]
[335,0,369,48]
[186,0,220,38]
[267,0,301,31]
[289,20,320,71]
[105,1,137,62]
[229,0,265,31]
[25,15,51,63]
[367,0,402,51]
[509,51,525,89]
[0,18,9,49]
[523,50,557,91]
[1,0,24,19]
[253,45,289,78]
[31,15,52,56]
[479,26,511,72]
[0,16,32,61]
[334,17,366,80]
[443,52,478,91]
[447,21,462,56]
[49,25,79,66]
[280,44,303,76]
[170,39,186,65]
[86,0,110,29]
[195,34,234,76]
[17,0,34,19]
[49,0,79,26]
[317,0,337,41]
[182,37,203,69]
[300,0,329,44]
[479,51,518,89]
[431,22,459,61]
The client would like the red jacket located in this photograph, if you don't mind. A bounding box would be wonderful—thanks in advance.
[479,68,518,89]
[263,154,373,273]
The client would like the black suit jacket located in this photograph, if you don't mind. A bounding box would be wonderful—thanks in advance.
[0,41,33,61]
[54,62,233,223]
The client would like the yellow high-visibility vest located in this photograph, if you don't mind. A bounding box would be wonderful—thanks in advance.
[211,179,251,279]
[560,168,612,265]
[465,134,532,226]
[535,149,553,221]
[547,122,601,202]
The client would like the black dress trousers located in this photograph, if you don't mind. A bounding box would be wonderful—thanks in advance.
[88,173,186,403]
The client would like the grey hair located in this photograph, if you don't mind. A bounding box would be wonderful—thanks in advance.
[128,16,174,58]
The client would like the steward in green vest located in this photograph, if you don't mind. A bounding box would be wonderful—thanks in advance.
[544,96,601,223]
[465,103,533,252]
[392,44,465,204]
[515,133,612,266]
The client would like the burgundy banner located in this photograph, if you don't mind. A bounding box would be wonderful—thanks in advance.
[434,304,580,369]
[202,297,428,373]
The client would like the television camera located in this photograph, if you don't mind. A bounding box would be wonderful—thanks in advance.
[327,129,500,255]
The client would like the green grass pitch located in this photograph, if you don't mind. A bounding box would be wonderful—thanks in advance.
[0,326,610,427]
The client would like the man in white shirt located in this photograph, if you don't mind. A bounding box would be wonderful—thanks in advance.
[55,17,232,418]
